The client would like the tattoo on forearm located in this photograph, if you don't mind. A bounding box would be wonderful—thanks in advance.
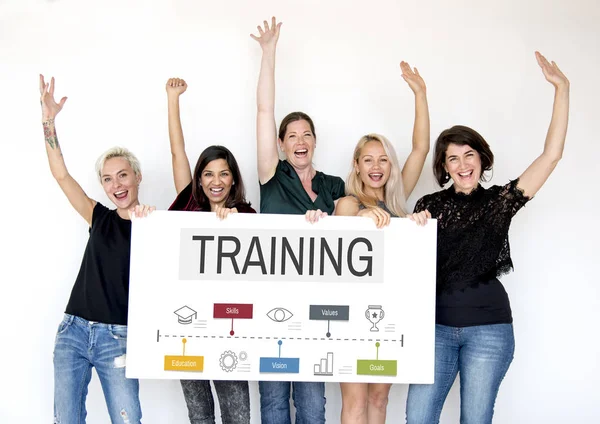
[43,119,60,149]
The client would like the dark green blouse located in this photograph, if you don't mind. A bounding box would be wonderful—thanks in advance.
[260,160,345,215]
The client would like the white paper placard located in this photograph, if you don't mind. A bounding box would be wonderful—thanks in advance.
[126,211,436,384]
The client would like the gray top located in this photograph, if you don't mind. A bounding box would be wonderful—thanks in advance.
[354,196,398,218]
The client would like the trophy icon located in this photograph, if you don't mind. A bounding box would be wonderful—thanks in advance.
[365,305,385,332]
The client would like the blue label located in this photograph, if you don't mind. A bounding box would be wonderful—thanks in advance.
[259,357,300,373]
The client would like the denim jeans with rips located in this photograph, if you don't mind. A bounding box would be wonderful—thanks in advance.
[53,314,141,424]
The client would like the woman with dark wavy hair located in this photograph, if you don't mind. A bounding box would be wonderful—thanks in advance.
[405,51,570,424]
[169,142,254,215]
[165,77,253,424]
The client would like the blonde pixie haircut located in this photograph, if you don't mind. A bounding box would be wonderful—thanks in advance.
[95,146,142,182]
[346,134,407,217]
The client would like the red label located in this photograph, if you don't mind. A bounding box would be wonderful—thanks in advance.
[213,303,253,319]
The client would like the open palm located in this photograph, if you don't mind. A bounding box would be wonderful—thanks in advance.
[535,51,569,88]
[400,61,426,94]
[39,74,67,120]
[250,17,282,50]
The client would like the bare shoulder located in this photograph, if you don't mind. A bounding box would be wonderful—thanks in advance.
[334,195,360,216]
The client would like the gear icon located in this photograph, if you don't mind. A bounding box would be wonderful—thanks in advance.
[219,350,238,372]
[239,351,248,361]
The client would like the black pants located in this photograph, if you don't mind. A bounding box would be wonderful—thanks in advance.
[180,380,250,424]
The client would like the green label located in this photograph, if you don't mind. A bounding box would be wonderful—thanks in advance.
[356,360,397,376]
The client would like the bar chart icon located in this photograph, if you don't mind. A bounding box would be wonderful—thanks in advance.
[313,352,334,376]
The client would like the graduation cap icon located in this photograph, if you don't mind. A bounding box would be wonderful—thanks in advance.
[174,306,197,325]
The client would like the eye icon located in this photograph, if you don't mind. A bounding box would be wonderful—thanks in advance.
[267,307,294,322]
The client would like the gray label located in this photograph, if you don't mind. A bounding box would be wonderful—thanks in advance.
[309,305,350,321]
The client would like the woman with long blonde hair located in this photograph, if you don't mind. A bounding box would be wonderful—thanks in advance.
[334,62,430,423]
[343,133,408,220]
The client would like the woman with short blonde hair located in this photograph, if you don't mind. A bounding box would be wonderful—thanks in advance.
[41,75,152,424]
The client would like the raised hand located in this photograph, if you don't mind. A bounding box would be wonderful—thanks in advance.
[166,77,187,97]
[165,78,187,97]
[250,16,282,50]
[39,74,67,121]
[400,61,426,95]
[535,51,569,89]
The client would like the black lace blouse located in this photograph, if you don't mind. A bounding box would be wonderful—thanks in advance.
[414,179,530,295]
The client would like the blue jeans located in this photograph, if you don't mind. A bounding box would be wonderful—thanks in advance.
[180,379,250,424]
[259,381,326,424]
[53,314,141,424]
[406,324,514,424]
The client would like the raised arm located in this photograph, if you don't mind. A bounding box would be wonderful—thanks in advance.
[399,61,430,198]
[251,17,282,184]
[166,78,192,194]
[517,51,569,198]
[40,75,96,225]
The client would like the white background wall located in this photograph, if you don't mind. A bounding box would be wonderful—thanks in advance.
[1,0,598,422]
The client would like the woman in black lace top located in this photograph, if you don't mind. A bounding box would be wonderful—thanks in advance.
[405,52,569,424]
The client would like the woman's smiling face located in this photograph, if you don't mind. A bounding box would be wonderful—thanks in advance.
[355,140,391,194]
[200,158,234,209]
[279,119,316,170]
[100,156,141,211]
[444,143,482,194]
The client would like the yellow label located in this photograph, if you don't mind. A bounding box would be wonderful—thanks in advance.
[164,355,204,372]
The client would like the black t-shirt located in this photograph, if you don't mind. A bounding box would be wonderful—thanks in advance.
[65,203,132,325]
[414,179,530,327]
[260,160,345,214]
[435,278,513,327]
